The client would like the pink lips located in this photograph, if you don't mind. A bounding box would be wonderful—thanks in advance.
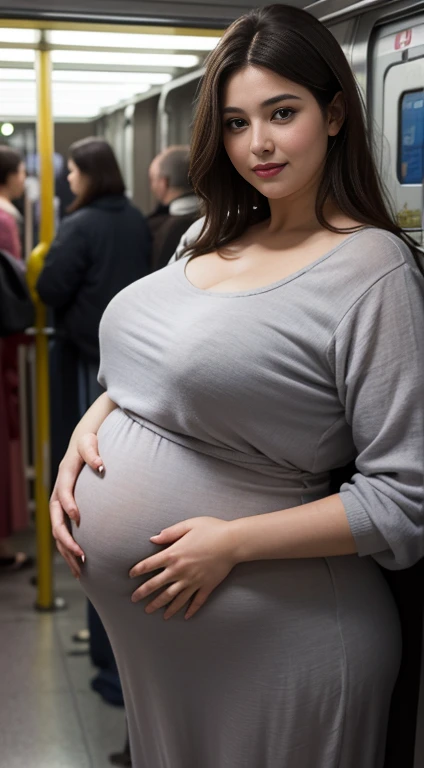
[252,163,287,178]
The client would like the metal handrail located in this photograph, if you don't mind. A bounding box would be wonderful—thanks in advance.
[26,41,55,611]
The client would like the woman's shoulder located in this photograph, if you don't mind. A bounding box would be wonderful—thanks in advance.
[339,226,419,281]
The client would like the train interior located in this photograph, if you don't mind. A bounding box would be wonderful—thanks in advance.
[0,1,423,766]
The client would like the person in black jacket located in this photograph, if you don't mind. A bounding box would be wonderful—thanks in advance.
[37,138,150,766]
[37,136,151,408]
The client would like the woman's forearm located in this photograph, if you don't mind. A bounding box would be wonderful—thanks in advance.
[67,392,118,452]
[230,494,357,562]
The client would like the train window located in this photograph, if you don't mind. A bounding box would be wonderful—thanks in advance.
[399,90,424,184]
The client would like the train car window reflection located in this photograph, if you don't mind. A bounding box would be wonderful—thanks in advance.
[399,89,424,184]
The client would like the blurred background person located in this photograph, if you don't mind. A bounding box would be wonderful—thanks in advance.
[147,145,200,271]
[37,136,151,419]
[0,146,25,260]
[0,145,32,571]
[36,136,151,729]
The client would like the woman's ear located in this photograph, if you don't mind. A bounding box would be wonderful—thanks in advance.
[327,91,345,137]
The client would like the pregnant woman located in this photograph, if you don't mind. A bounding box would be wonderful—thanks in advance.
[51,5,424,767]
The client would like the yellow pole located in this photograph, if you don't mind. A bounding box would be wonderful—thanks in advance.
[26,38,55,610]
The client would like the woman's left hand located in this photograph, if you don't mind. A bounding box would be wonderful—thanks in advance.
[129,517,238,620]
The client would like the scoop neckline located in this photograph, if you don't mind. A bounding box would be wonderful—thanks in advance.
[180,227,374,298]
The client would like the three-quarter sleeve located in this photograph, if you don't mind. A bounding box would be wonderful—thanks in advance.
[328,261,424,569]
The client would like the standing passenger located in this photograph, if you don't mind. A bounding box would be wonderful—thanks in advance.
[36,137,151,413]
[0,146,31,571]
[50,6,424,768]
[37,137,150,726]
[147,145,200,270]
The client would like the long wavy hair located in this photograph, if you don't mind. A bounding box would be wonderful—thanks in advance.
[183,3,421,265]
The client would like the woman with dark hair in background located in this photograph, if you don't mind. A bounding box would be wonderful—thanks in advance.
[0,145,31,571]
[37,137,151,411]
[50,6,423,768]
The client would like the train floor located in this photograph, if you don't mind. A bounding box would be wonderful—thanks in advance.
[0,528,126,768]
[2,528,424,768]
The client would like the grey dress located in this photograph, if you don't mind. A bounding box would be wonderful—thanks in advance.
[73,227,424,768]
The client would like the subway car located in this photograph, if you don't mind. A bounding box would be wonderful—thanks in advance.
[0,0,422,767]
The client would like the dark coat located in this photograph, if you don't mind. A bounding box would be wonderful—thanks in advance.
[37,195,151,362]
[150,212,200,271]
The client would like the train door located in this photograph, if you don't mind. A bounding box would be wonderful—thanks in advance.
[371,18,424,241]
[371,18,424,768]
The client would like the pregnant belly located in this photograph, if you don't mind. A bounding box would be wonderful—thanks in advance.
[73,408,306,594]
[72,410,397,635]
[72,408,400,705]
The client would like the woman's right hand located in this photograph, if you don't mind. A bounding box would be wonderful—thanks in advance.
[50,432,103,578]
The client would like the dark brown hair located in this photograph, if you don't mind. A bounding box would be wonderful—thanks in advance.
[68,137,125,212]
[0,145,23,186]
[184,3,421,264]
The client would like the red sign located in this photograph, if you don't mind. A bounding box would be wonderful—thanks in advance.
[395,29,412,50]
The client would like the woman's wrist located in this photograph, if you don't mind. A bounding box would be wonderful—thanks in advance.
[60,442,84,467]
[226,517,252,564]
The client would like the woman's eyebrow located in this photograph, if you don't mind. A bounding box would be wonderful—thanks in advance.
[222,93,302,114]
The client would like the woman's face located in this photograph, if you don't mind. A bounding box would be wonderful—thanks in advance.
[8,162,26,200]
[67,158,88,196]
[222,65,343,203]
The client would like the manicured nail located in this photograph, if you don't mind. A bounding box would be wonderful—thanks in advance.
[98,465,104,474]
[81,554,85,563]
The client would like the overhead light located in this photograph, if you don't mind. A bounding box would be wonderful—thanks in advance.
[0,28,40,44]
[1,122,14,136]
[52,70,172,85]
[53,83,151,95]
[0,82,150,95]
[0,49,35,62]
[0,81,152,115]
[0,68,172,86]
[0,101,133,118]
[51,50,199,68]
[0,68,35,81]
[48,30,220,51]
[0,103,36,115]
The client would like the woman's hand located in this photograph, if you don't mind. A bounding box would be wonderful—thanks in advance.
[50,432,103,578]
[129,517,237,620]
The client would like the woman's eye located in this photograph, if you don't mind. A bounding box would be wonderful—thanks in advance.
[226,118,247,130]
[272,108,295,121]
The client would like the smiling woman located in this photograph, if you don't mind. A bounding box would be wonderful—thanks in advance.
[51,4,424,768]
[187,3,420,264]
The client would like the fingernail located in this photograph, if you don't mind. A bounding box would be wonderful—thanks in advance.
[81,554,85,563]
[98,465,104,474]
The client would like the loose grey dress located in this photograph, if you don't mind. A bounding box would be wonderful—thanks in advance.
[73,227,424,768]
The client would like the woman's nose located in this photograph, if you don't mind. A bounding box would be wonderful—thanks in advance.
[250,125,274,156]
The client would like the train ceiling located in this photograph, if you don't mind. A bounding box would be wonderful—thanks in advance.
[0,0,389,26]
[0,26,222,121]
[0,0,388,121]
